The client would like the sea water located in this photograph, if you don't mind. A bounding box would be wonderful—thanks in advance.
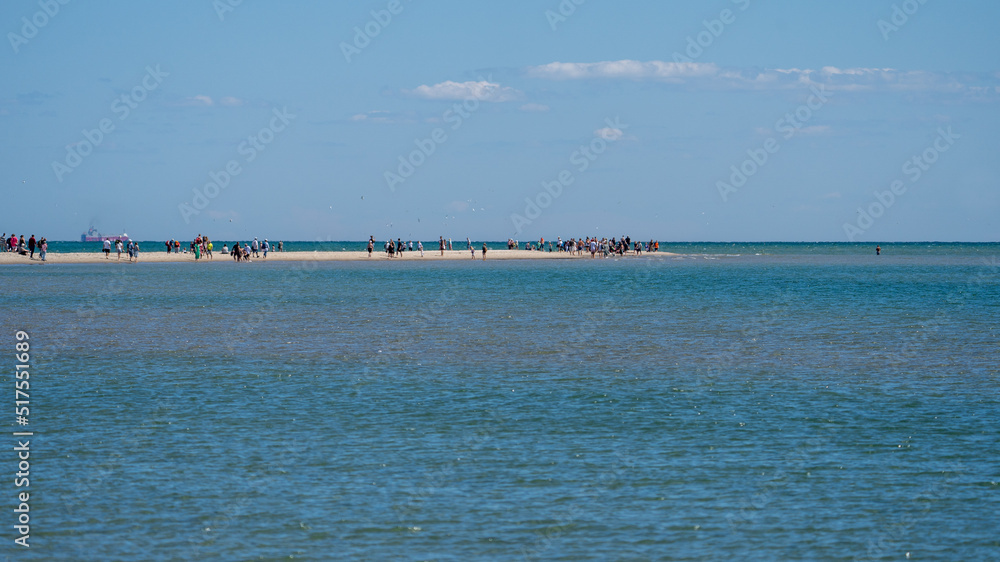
[1,248,998,560]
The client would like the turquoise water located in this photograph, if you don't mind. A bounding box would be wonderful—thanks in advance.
[2,251,999,559]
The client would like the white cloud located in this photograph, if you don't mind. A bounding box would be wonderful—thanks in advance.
[220,96,243,106]
[525,60,1000,96]
[527,60,719,82]
[186,95,214,106]
[519,103,550,112]
[349,110,410,124]
[405,80,522,102]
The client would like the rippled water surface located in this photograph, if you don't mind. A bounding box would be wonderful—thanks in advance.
[2,253,998,560]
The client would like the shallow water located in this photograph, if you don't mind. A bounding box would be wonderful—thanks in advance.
[2,252,998,559]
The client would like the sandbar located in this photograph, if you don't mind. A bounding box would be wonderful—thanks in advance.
[0,249,679,264]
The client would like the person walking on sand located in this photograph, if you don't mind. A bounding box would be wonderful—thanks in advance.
[206,239,214,259]
[39,238,47,262]
[133,242,139,262]
[262,239,268,259]
[103,239,111,258]
[470,244,476,259]
[115,239,124,261]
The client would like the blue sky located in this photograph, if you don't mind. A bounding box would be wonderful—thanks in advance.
[3,0,998,242]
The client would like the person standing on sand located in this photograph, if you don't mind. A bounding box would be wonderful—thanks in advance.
[207,239,214,259]
[262,239,268,259]
[194,239,201,260]
[39,238,47,262]
[115,239,123,261]
[439,236,445,256]
[367,237,374,257]
[470,244,476,259]
[133,242,139,262]
[482,242,488,260]
[418,240,424,257]
[28,235,36,259]
[278,241,283,252]
[103,239,111,258]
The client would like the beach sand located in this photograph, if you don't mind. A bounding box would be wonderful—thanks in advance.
[0,249,679,264]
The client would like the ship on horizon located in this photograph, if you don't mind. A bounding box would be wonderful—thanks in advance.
[81,227,130,243]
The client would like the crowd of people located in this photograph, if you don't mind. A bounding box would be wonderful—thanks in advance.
[368,236,428,258]
[4,233,660,263]
[364,235,659,259]
[2,233,48,261]
[506,236,659,257]
[101,238,140,261]
[161,236,283,262]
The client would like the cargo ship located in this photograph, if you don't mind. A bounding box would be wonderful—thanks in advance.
[81,227,130,243]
